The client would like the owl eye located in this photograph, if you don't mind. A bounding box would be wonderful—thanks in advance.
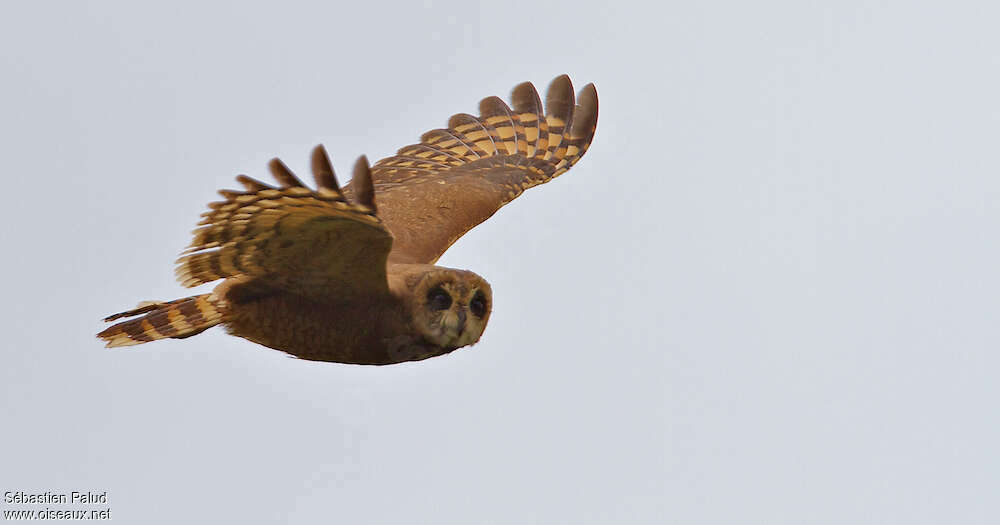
[426,287,452,311]
[469,291,488,318]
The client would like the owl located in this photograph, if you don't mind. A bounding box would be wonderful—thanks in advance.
[98,75,598,364]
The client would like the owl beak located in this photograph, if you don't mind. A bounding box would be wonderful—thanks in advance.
[456,309,467,336]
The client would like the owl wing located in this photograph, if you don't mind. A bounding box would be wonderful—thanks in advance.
[175,148,393,300]
[347,75,598,265]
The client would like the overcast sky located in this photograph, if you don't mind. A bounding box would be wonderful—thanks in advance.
[2,1,999,523]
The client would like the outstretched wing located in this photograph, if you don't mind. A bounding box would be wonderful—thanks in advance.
[176,148,393,300]
[345,75,598,265]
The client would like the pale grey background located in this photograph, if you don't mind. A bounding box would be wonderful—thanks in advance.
[2,1,998,523]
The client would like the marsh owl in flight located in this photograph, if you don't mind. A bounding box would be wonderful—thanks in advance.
[98,75,598,364]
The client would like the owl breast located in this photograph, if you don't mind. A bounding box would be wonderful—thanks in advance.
[221,288,449,365]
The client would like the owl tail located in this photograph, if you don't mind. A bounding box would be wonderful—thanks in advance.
[97,294,223,348]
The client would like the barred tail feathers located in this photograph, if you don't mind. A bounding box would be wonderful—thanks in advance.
[97,295,223,348]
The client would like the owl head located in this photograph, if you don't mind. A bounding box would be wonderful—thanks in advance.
[389,264,493,350]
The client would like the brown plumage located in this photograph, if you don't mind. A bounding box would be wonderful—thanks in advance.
[98,75,598,364]
[98,296,223,347]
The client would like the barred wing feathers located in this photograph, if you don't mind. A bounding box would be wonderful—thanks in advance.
[347,75,598,265]
[175,147,393,299]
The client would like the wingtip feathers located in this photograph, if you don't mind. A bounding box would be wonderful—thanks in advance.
[571,83,599,138]
[268,158,306,188]
[353,155,376,213]
[310,144,342,193]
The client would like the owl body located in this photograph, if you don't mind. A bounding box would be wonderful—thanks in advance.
[98,76,597,364]
[216,264,490,364]
[218,283,411,364]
